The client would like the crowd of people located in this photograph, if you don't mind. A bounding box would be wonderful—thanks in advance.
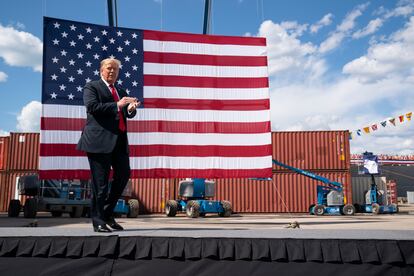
[350,154,414,161]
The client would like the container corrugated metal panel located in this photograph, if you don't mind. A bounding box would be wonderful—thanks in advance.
[213,171,351,213]
[130,178,175,214]
[272,131,350,171]
[387,181,397,204]
[351,176,387,205]
[0,171,37,212]
[8,133,39,171]
[0,136,9,171]
[0,172,9,212]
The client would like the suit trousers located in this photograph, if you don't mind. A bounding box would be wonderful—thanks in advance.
[86,132,130,227]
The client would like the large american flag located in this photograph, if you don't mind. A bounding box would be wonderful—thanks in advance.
[40,17,272,179]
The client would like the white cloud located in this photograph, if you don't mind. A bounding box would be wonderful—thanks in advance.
[319,3,369,53]
[352,18,383,39]
[384,1,414,18]
[259,3,414,155]
[16,101,41,132]
[310,13,333,33]
[258,20,325,83]
[0,71,7,82]
[280,21,308,37]
[343,16,414,82]
[0,24,42,72]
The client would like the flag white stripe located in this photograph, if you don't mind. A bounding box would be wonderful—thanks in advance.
[143,63,268,78]
[40,156,272,170]
[144,87,269,100]
[42,105,270,122]
[144,40,267,56]
[41,131,271,146]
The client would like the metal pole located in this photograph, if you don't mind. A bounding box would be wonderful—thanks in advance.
[107,0,114,27]
[203,0,211,34]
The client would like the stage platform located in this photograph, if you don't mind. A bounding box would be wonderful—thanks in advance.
[1,211,414,275]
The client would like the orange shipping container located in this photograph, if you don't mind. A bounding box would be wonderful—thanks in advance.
[0,136,10,171]
[7,133,39,171]
[272,131,350,171]
[130,178,176,214]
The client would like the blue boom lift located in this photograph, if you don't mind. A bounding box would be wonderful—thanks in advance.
[272,159,355,216]
[164,178,232,218]
[357,152,398,214]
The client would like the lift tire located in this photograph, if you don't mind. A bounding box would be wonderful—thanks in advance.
[23,198,37,218]
[186,200,200,218]
[313,205,325,216]
[219,200,232,217]
[51,211,63,217]
[8,199,21,217]
[371,203,380,215]
[342,204,355,216]
[69,206,83,218]
[165,200,178,217]
[308,204,315,215]
[127,199,140,218]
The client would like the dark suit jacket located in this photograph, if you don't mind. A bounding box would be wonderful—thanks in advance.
[76,79,136,153]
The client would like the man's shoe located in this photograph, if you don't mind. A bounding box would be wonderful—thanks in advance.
[107,221,124,231]
[93,224,112,233]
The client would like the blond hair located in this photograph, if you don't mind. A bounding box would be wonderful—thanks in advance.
[100,58,121,69]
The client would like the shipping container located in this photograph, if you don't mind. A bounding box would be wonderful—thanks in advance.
[214,171,352,213]
[272,131,350,171]
[386,180,397,204]
[7,132,39,171]
[130,178,176,214]
[0,136,10,171]
[351,176,387,205]
[0,171,37,212]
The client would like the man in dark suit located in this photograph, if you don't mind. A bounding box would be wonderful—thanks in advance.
[77,58,140,232]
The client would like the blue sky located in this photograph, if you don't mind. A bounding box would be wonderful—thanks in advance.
[0,0,413,155]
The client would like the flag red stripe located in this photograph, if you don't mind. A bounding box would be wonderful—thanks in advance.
[144,52,268,66]
[144,75,269,88]
[144,30,266,46]
[41,117,85,131]
[40,144,272,157]
[39,168,273,179]
[41,118,270,133]
[144,98,270,110]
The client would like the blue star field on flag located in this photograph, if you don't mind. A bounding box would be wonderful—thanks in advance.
[42,17,144,106]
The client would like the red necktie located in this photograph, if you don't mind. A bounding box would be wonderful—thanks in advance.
[109,84,126,132]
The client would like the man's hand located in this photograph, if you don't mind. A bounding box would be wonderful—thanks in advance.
[127,100,141,113]
[117,97,137,109]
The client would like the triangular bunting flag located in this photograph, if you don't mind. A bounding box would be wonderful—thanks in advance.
[349,131,353,140]
[371,124,378,131]
[363,127,370,134]
[389,118,396,126]
[357,129,362,136]
[406,112,412,121]
[380,121,387,127]
[399,115,404,123]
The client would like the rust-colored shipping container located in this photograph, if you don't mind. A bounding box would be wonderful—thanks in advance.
[7,132,39,171]
[272,131,350,171]
[387,180,397,204]
[130,178,176,214]
[214,171,352,213]
[0,171,37,212]
[0,136,10,171]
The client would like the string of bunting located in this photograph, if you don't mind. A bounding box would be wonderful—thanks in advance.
[349,112,412,140]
